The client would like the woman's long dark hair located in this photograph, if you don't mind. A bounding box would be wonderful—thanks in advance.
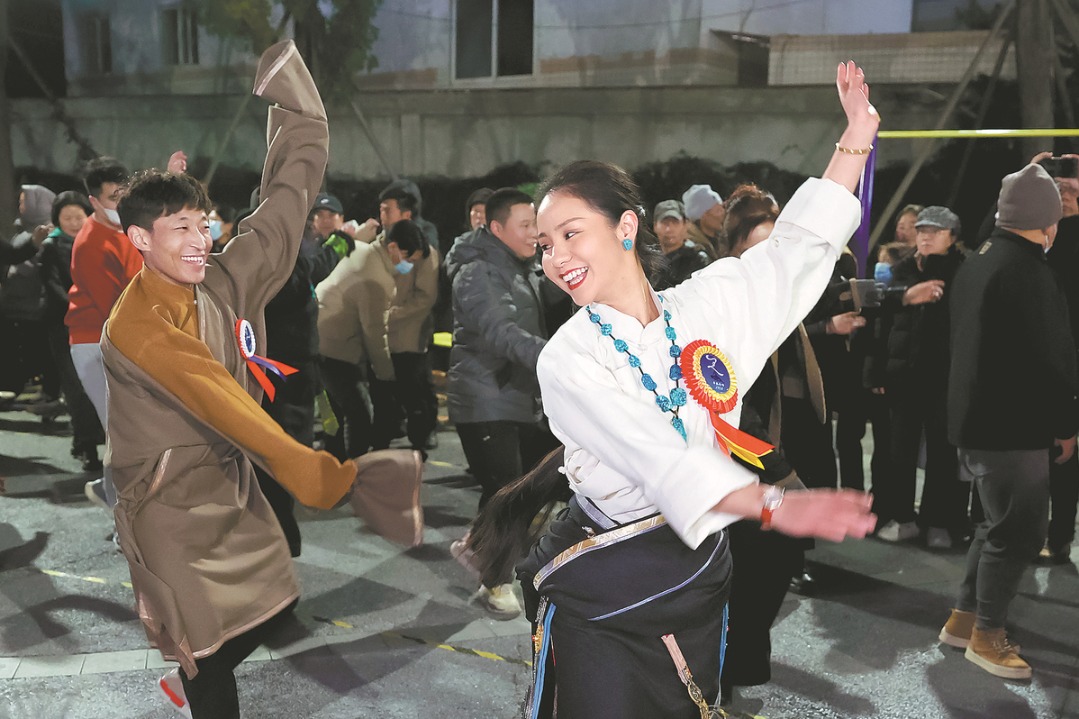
[467,447,571,588]
[537,160,667,287]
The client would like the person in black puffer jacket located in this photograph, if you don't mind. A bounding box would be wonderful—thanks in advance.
[445,187,561,619]
[871,206,968,548]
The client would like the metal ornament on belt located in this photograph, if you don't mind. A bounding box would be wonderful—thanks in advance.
[234,319,298,402]
[679,339,774,469]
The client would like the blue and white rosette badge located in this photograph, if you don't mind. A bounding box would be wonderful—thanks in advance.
[233,319,298,401]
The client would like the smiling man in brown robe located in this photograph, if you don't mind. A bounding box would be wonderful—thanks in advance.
[102,41,355,718]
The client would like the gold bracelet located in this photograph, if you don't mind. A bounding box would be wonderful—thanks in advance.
[835,142,874,155]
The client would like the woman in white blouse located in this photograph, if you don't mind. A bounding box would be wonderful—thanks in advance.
[515,62,880,718]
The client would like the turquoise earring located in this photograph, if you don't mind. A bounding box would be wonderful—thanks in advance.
[622,238,633,251]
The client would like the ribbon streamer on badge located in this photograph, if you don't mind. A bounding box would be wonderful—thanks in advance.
[679,339,774,470]
[235,319,298,402]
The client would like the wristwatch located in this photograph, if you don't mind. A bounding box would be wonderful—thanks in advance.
[760,485,785,531]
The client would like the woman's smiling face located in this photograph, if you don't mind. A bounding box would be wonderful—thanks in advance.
[537,191,638,307]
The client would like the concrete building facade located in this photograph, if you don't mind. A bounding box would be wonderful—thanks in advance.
[9,0,1004,181]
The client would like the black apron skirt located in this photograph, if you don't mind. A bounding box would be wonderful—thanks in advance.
[517,497,732,719]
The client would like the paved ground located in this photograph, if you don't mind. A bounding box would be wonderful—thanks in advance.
[0,402,1076,718]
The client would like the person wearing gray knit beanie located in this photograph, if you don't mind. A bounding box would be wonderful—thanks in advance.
[996,163,1063,237]
[940,160,1076,681]
[681,184,726,259]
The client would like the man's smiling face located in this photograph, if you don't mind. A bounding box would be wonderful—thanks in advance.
[135,206,213,286]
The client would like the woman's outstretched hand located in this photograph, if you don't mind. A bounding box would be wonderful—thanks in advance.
[823,61,880,192]
[836,60,879,141]
[768,488,877,542]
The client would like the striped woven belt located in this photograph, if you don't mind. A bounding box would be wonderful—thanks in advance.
[532,514,668,590]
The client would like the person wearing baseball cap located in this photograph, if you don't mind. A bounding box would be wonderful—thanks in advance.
[873,203,967,552]
[310,192,345,239]
[652,199,711,289]
[681,184,725,259]
[941,163,1075,680]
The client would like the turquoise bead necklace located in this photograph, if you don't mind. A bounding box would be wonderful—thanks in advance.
[586,299,689,441]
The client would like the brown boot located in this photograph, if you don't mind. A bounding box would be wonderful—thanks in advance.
[938,609,975,648]
[964,626,1031,679]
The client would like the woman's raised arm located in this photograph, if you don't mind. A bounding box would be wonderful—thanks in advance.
[822,60,881,193]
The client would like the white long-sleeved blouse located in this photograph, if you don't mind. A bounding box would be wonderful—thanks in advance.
[536,177,862,549]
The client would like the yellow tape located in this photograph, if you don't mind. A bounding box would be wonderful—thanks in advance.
[35,567,132,589]
[310,616,532,667]
[432,331,453,348]
[879,128,1079,139]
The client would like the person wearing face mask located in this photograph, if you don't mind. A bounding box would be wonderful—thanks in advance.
[940,163,1075,680]
[38,191,104,471]
[207,205,235,252]
[316,218,430,458]
[381,184,441,454]
[65,156,138,508]
[870,206,967,549]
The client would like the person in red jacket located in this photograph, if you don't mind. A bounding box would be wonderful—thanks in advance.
[66,156,140,508]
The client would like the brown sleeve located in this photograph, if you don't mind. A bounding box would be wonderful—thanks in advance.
[208,104,329,314]
[112,314,353,510]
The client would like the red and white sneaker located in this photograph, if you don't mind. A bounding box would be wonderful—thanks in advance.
[157,668,192,718]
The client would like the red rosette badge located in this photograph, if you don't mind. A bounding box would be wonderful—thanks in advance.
[679,340,739,414]
[679,339,774,469]
[235,319,298,402]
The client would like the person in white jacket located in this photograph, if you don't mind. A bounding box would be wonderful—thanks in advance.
[516,61,880,719]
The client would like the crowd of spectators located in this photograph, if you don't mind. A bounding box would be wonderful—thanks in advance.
[1,142,1076,699]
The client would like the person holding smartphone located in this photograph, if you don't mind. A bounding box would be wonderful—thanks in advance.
[1043,153,1079,565]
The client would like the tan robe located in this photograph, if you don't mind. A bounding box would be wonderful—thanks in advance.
[101,41,352,678]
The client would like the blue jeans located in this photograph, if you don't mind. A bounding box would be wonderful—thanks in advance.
[956,448,1050,629]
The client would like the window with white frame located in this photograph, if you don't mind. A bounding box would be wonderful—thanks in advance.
[80,13,112,75]
[455,0,534,80]
[162,5,200,66]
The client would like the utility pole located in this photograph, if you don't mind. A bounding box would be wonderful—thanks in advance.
[1015,0,1055,159]
[0,0,17,230]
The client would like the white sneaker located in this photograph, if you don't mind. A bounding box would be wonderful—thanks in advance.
[926,527,953,549]
[157,668,192,718]
[470,583,522,620]
[84,479,109,510]
[877,520,919,542]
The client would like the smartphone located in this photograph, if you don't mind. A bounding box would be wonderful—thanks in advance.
[1039,156,1079,179]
